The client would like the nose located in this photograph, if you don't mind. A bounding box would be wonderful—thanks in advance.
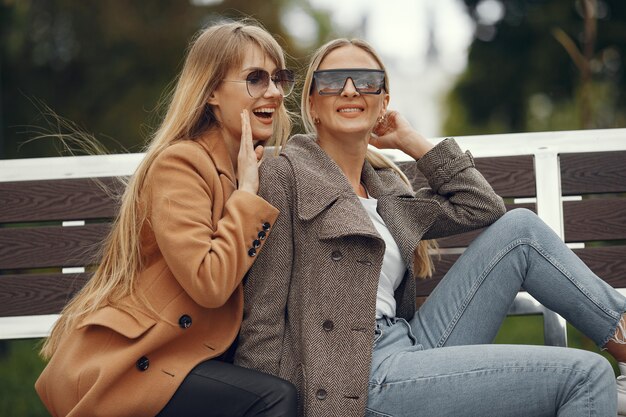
[264,79,283,99]
[341,78,359,97]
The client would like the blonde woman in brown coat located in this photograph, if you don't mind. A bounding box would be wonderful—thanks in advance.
[35,21,297,417]
[235,38,626,417]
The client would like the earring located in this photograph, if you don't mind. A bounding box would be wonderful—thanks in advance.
[313,117,321,125]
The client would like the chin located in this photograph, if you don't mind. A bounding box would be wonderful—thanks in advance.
[336,124,372,135]
[251,130,273,143]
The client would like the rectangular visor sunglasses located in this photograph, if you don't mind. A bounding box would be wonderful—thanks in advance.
[311,69,385,96]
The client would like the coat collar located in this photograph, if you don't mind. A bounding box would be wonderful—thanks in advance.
[281,134,351,221]
[281,134,438,273]
[281,134,417,244]
[281,134,410,220]
[196,129,236,184]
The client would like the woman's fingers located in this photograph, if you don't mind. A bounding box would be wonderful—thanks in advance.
[237,110,260,194]
[254,145,265,163]
[239,109,253,157]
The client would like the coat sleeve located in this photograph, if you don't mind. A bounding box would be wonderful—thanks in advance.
[234,156,293,376]
[146,143,279,308]
[413,138,507,239]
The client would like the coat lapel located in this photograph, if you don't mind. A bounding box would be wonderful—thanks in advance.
[282,135,380,241]
[196,130,237,191]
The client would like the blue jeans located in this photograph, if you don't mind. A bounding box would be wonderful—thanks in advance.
[367,209,626,417]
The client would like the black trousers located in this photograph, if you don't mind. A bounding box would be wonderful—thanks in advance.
[156,359,297,417]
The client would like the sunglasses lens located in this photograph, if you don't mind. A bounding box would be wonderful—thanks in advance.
[274,69,295,97]
[245,69,294,97]
[353,72,384,94]
[315,72,348,95]
[246,70,270,98]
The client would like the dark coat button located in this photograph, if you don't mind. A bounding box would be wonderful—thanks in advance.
[322,320,334,332]
[262,222,271,231]
[178,314,192,329]
[316,389,327,400]
[258,230,267,240]
[248,247,257,257]
[136,356,149,371]
[252,239,261,249]
[331,250,343,261]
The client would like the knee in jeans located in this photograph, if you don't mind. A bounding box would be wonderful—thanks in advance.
[496,208,542,237]
[579,351,615,383]
[501,208,538,224]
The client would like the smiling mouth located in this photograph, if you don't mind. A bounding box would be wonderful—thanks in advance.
[253,107,275,119]
[337,108,364,113]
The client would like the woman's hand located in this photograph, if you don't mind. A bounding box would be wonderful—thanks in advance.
[237,110,264,194]
[369,110,434,160]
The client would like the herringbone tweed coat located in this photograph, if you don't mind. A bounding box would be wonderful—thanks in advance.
[235,134,506,417]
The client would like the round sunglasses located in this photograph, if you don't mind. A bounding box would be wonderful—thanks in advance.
[311,69,386,96]
[223,69,295,98]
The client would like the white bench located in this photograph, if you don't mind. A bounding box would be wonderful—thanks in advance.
[1,128,625,346]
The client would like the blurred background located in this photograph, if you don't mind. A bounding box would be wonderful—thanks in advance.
[1,0,625,415]
[2,0,625,159]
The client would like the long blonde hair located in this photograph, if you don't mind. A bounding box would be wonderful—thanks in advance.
[41,20,292,359]
[301,38,436,279]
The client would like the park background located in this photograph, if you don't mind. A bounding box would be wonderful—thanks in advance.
[1,0,625,415]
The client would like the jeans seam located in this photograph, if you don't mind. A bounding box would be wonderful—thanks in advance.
[525,239,620,321]
[368,364,589,386]
[365,406,394,417]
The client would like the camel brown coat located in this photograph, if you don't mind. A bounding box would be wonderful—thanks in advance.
[35,132,279,417]
[235,134,506,417]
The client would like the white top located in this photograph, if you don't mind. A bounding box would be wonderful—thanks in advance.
[358,195,407,318]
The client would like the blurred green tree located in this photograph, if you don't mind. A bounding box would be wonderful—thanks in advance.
[444,0,626,135]
[0,0,328,159]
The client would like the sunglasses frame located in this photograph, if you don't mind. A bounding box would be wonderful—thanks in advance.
[311,68,386,96]
[224,68,295,98]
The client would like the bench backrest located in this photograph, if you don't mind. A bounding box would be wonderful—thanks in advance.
[0,154,143,339]
[399,150,626,296]
[1,129,625,340]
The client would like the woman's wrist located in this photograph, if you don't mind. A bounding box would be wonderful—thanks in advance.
[237,184,258,195]
[399,132,434,160]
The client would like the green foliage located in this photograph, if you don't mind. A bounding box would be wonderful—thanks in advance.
[0,0,328,159]
[445,0,626,134]
[0,340,48,417]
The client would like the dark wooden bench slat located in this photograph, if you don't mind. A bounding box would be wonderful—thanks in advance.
[436,204,535,248]
[563,198,626,242]
[0,177,123,223]
[416,254,459,297]
[573,246,626,289]
[560,151,626,195]
[399,155,536,198]
[0,224,110,269]
[0,273,89,316]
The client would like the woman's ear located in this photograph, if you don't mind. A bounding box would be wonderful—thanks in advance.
[207,92,218,106]
[380,93,390,117]
[309,97,319,121]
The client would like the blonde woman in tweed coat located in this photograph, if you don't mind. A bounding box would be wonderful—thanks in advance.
[235,38,626,417]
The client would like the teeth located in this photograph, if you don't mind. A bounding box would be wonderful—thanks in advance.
[253,107,275,113]
[338,108,362,113]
